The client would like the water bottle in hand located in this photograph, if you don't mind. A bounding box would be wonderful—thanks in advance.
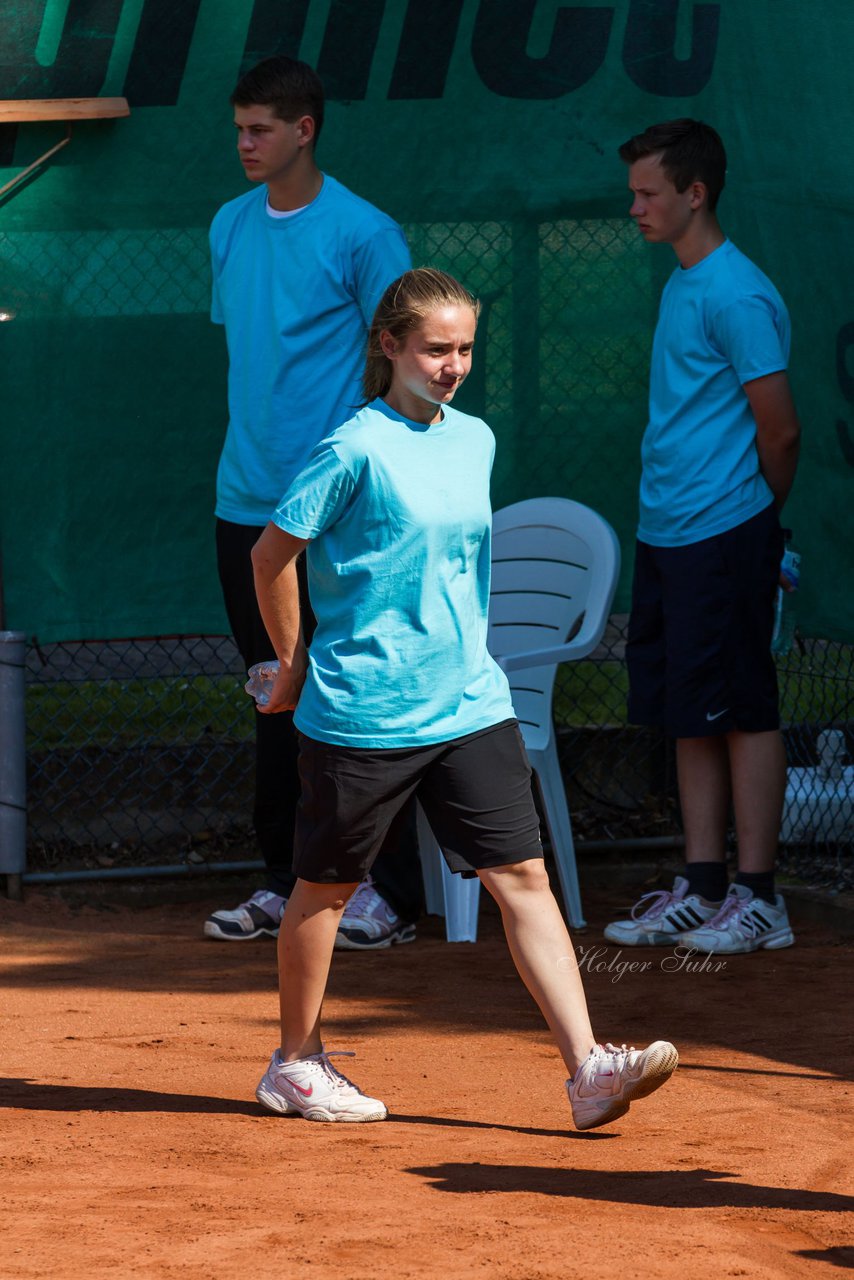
[245,660,280,706]
[771,530,801,656]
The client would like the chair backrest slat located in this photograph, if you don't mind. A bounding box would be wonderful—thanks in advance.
[487,497,621,752]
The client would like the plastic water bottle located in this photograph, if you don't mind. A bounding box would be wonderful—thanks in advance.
[245,660,280,706]
[770,530,800,656]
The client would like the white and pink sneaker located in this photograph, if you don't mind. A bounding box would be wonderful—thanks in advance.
[567,1041,678,1130]
[256,1049,387,1122]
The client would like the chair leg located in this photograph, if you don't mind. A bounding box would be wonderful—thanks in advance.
[440,860,480,943]
[416,803,480,942]
[416,803,445,918]
[531,746,587,930]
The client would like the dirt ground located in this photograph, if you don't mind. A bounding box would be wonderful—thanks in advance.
[1,875,852,1280]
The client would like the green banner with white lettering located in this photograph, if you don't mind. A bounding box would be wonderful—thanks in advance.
[1,0,852,641]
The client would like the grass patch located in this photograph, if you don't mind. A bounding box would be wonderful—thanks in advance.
[27,674,253,752]
[25,645,853,753]
[777,647,854,724]
[553,662,629,728]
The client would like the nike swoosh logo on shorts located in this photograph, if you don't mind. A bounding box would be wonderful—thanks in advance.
[706,709,729,722]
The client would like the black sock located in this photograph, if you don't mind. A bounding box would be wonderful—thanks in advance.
[734,870,776,904]
[684,861,728,903]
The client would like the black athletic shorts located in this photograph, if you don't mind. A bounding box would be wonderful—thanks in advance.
[626,503,783,738]
[292,719,543,884]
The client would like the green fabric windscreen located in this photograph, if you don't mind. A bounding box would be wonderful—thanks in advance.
[1,0,851,641]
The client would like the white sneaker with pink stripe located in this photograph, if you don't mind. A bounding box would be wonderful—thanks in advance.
[567,1040,678,1131]
[256,1049,387,1122]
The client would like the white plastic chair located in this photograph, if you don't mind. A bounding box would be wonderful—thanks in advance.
[420,497,621,940]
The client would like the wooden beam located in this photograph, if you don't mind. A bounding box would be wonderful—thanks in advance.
[0,98,130,123]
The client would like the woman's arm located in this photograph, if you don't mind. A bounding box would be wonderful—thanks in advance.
[251,523,311,714]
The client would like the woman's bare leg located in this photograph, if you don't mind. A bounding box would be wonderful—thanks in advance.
[278,877,359,1060]
[479,859,595,1076]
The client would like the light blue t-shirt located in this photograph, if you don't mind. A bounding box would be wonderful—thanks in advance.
[210,176,411,525]
[272,400,515,748]
[639,239,790,547]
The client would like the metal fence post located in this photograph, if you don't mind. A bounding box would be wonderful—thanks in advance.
[0,631,27,898]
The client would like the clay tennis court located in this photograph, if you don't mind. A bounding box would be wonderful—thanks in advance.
[2,874,852,1279]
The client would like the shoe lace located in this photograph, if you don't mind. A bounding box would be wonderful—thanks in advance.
[600,1041,636,1063]
[318,1050,362,1093]
[630,886,681,922]
[342,875,376,917]
[707,893,762,936]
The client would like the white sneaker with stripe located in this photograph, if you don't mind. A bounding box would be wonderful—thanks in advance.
[679,884,794,954]
[256,1049,388,1122]
[203,889,286,941]
[603,876,722,947]
[567,1040,679,1131]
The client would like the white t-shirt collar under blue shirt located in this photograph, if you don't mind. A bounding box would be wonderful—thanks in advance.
[265,198,306,218]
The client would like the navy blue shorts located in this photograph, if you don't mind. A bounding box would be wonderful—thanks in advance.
[293,719,543,884]
[626,504,783,738]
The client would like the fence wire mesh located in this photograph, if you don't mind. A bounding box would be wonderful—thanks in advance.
[23,627,854,892]
[5,215,852,891]
[25,635,255,873]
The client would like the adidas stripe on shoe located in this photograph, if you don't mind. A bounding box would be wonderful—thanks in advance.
[603,876,722,947]
[679,884,794,954]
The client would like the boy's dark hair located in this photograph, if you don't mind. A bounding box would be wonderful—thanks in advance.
[618,118,726,211]
[230,56,325,145]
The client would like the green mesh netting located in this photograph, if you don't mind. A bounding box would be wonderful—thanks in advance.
[1,0,852,641]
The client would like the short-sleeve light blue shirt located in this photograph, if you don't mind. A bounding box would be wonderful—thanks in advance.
[210,176,411,525]
[639,239,790,546]
[272,400,515,748]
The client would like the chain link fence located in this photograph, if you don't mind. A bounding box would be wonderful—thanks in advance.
[23,626,854,892]
[4,216,853,890]
[24,636,254,873]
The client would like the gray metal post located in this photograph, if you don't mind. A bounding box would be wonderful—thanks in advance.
[0,631,27,897]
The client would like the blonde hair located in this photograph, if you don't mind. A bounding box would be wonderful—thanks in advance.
[362,268,480,403]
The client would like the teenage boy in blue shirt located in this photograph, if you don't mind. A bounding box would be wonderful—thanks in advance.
[604,119,801,954]
[205,56,419,948]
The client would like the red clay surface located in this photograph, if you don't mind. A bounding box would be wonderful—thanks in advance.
[2,878,852,1279]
